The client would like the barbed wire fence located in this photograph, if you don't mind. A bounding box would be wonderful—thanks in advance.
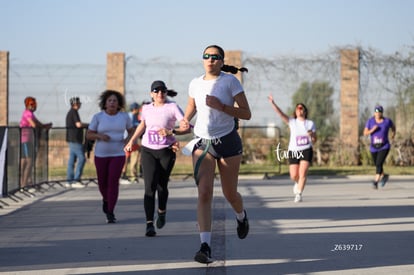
[8,46,414,165]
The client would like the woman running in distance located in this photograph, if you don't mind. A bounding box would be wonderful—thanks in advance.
[268,95,317,202]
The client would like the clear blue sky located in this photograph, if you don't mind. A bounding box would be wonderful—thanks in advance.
[2,0,413,64]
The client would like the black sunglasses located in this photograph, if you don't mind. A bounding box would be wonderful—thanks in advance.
[202,54,223,61]
[152,88,167,94]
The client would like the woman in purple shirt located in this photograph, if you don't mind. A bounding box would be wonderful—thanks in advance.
[125,80,188,237]
[363,105,396,189]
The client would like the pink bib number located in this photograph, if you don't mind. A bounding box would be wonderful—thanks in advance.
[296,135,310,146]
[148,130,167,145]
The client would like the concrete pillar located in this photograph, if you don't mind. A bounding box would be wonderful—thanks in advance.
[106,52,125,94]
[340,49,360,164]
[225,50,243,83]
[0,51,9,126]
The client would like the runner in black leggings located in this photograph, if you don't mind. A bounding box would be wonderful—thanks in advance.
[363,105,396,189]
[125,80,188,237]
[140,146,175,234]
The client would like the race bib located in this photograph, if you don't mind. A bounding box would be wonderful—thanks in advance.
[148,130,167,145]
[296,135,310,146]
[372,136,383,145]
[372,136,384,148]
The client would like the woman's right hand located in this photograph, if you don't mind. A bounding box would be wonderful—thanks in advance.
[267,94,274,103]
[180,119,190,130]
[371,125,379,133]
[124,141,132,152]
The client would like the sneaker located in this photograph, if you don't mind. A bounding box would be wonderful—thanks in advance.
[20,187,36,194]
[372,181,378,189]
[194,242,213,264]
[156,211,166,229]
[106,213,116,224]
[145,223,156,237]
[237,210,249,239]
[65,183,72,188]
[293,182,299,194]
[71,182,85,188]
[380,174,389,187]
[294,193,302,203]
[119,178,131,185]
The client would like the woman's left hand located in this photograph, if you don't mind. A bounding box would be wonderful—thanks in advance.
[124,141,132,152]
[308,130,317,143]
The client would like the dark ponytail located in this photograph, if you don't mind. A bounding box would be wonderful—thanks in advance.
[221,65,248,74]
[166,89,178,97]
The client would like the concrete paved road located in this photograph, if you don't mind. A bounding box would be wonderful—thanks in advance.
[0,175,413,274]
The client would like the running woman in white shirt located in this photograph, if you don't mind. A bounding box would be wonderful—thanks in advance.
[87,90,135,223]
[180,45,251,264]
[268,96,317,203]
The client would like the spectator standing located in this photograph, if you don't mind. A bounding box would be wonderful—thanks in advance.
[65,97,88,188]
[86,90,134,223]
[120,102,141,184]
[19,96,52,190]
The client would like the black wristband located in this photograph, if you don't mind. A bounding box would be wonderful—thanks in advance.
[172,129,176,134]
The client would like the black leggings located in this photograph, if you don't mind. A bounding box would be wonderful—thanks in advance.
[371,149,389,175]
[141,146,176,222]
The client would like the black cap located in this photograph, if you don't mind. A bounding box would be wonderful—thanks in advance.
[151,80,167,91]
[375,105,383,113]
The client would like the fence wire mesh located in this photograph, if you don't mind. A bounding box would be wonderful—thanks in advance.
[9,47,413,126]
[7,46,414,167]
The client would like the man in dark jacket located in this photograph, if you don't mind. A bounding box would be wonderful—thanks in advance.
[66,97,87,188]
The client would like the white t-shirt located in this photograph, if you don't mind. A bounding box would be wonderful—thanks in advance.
[288,118,316,151]
[189,72,243,139]
[88,111,132,157]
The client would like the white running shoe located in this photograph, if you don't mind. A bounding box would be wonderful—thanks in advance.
[294,193,302,203]
[293,183,299,194]
[119,178,132,185]
[71,182,86,188]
